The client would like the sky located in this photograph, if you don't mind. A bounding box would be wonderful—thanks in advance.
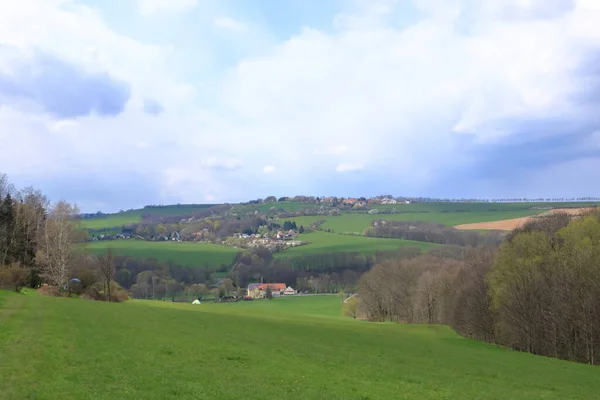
[1,0,600,212]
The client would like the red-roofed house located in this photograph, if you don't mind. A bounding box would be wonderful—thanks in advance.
[247,283,287,299]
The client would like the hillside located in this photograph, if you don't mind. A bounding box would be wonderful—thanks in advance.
[1,291,598,399]
[79,201,599,269]
[85,240,238,268]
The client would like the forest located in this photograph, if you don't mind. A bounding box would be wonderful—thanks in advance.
[355,210,600,365]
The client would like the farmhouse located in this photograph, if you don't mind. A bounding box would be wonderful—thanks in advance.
[247,283,287,299]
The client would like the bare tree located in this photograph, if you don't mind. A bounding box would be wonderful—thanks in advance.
[98,247,116,301]
[265,285,273,299]
[36,201,80,290]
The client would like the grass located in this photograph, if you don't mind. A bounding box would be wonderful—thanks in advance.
[233,201,321,215]
[84,240,238,268]
[276,231,437,258]
[79,205,218,230]
[285,210,548,234]
[371,201,600,213]
[79,210,143,230]
[1,291,599,399]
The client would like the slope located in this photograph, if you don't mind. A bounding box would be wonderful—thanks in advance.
[0,291,598,400]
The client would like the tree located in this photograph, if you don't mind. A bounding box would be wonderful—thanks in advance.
[265,285,273,299]
[0,263,29,292]
[342,295,360,319]
[337,290,346,303]
[98,247,116,301]
[36,201,80,290]
[0,194,15,266]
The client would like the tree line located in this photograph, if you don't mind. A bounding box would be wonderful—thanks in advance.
[364,220,506,247]
[0,173,125,301]
[356,211,600,365]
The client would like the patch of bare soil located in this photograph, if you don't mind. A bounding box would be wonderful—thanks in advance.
[454,208,595,231]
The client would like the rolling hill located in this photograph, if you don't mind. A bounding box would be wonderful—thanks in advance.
[1,291,598,399]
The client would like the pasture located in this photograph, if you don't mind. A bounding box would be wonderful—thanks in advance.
[84,240,238,268]
[1,291,599,399]
[371,201,600,213]
[79,210,143,230]
[79,205,218,230]
[284,210,548,234]
[276,231,437,258]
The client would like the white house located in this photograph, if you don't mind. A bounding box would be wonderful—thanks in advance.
[283,286,297,295]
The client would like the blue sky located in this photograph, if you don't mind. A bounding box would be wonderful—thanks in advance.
[1,0,600,212]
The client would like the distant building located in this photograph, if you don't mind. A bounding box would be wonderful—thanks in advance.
[283,286,297,295]
[247,283,287,298]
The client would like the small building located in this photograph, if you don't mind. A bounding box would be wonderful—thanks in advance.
[283,286,297,295]
[247,283,287,298]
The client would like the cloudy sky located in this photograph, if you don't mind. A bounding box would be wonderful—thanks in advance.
[1,0,599,212]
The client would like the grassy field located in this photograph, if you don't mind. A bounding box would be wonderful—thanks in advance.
[371,201,600,213]
[284,210,548,234]
[79,205,218,230]
[1,291,599,400]
[276,231,437,258]
[84,240,238,268]
[79,210,143,230]
[233,201,321,215]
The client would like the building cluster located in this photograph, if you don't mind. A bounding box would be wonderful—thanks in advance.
[246,283,297,299]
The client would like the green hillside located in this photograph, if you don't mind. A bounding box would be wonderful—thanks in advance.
[1,292,598,399]
[275,231,436,258]
[85,240,238,268]
[285,210,547,234]
[80,205,218,230]
[370,201,600,213]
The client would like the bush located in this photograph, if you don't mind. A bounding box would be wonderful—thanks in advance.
[0,264,30,292]
[82,281,129,302]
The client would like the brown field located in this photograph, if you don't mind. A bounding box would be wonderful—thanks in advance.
[454,208,596,231]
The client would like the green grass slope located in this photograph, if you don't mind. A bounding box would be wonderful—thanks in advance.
[276,231,436,258]
[286,210,547,234]
[79,210,143,230]
[1,291,599,399]
[370,201,600,213]
[85,240,238,268]
[80,205,218,230]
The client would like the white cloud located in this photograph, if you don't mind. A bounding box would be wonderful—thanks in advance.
[202,157,243,170]
[336,163,364,173]
[214,17,246,31]
[2,0,600,209]
[136,0,198,15]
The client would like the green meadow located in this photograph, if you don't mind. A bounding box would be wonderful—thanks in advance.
[79,210,143,230]
[79,205,217,230]
[1,291,598,400]
[85,240,238,268]
[285,210,547,234]
[370,201,600,213]
[275,231,437,258]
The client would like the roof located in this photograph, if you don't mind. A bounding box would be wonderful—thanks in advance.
[248,283,286,291]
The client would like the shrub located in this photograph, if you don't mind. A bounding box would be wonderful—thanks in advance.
[0,264,29,292]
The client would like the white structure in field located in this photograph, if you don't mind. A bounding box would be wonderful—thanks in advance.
[283,286,297,295]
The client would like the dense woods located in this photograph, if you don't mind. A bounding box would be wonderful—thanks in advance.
[357,211,600,365]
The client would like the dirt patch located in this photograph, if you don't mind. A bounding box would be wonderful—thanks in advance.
[454,208,595,231]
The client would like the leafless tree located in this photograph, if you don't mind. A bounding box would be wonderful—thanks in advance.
[36,201,80,290]
[98,247,116,301]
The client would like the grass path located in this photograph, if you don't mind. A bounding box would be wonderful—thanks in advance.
[1,292,599,399]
